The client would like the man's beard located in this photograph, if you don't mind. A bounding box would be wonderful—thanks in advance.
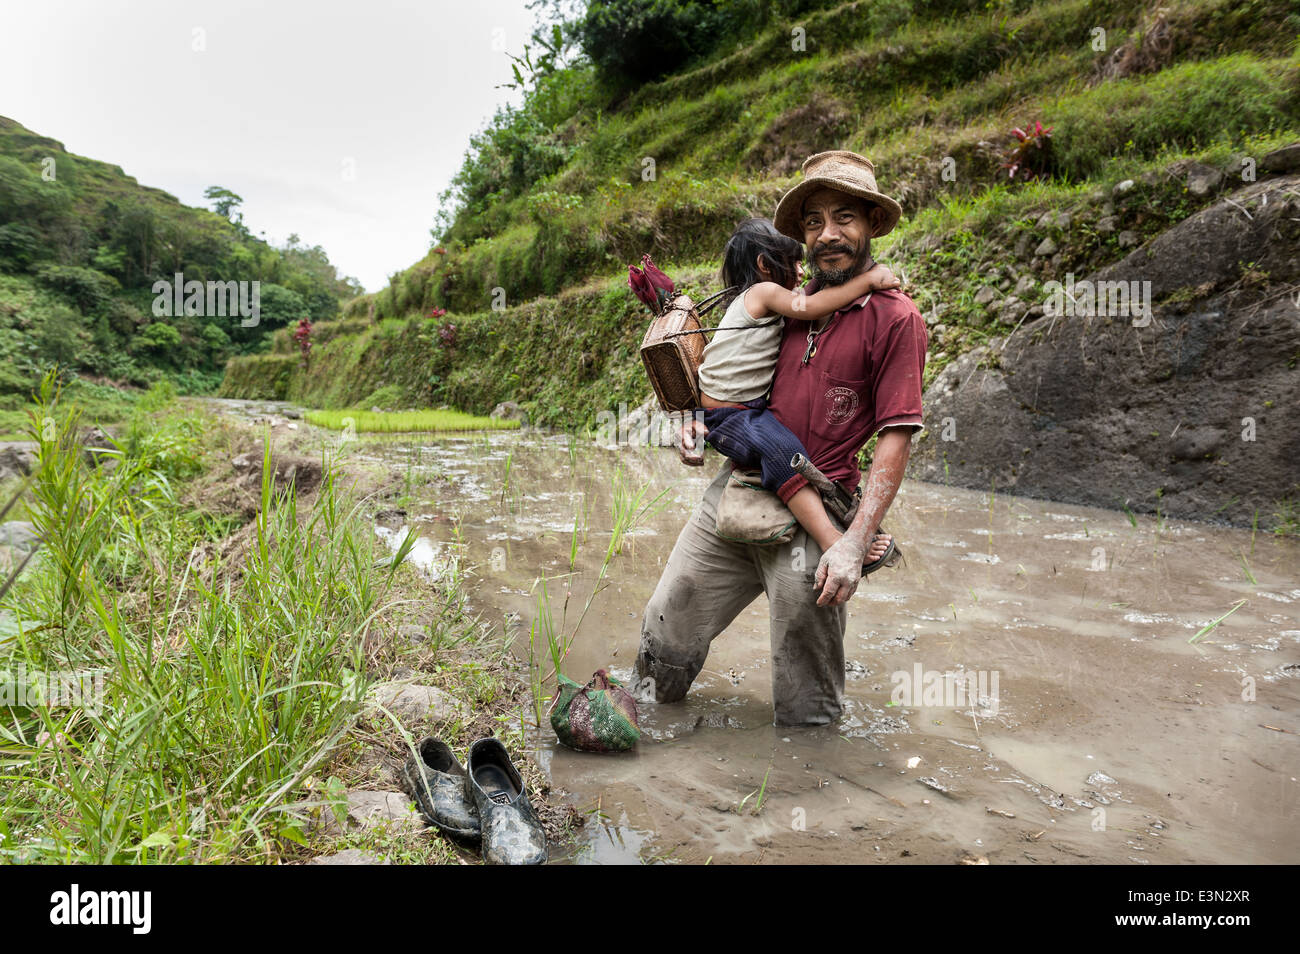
[810,240,872,286]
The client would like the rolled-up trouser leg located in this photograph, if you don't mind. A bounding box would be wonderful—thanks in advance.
[634,465,764,703]
[755,520,848,726]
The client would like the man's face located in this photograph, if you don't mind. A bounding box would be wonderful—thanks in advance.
[800,188,875,286]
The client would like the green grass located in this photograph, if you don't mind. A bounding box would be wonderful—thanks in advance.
[0,373,422,863]
[304,408,520,434]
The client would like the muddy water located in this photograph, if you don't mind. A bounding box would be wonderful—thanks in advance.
[205,402,1300,864]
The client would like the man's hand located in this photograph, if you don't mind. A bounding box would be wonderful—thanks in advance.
[678,418,707,466]
[814,534,865,606]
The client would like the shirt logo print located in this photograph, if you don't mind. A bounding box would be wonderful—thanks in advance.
[824,386,859,426]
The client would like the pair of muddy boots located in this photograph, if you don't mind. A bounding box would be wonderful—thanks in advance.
[400,737,547,865]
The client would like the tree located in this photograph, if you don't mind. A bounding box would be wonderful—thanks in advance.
[204,186,245,226]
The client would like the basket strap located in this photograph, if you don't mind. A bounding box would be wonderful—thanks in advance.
[694,286,735,315]
[664,315,783,338]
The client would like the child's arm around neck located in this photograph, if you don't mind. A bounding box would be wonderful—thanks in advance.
[744,261,899,322]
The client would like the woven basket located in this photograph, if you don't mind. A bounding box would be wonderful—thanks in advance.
[639,289,733,413]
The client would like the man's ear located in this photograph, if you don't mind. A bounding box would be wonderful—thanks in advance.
[864,203,890,237]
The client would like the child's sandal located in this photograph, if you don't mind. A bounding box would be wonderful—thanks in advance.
[861,530,898,577]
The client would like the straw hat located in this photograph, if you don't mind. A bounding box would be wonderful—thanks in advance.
[773,150,902,241]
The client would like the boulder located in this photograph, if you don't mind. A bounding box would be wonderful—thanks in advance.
[911,174,1300,526]
[490,401,528,424]
[0,521,39,553]
[1261,142,1300,174]
[0,442,38,479]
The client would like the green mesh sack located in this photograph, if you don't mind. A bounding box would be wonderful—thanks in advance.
[549,669,640,753]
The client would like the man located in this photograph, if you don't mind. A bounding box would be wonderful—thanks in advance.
[633,150,928,727]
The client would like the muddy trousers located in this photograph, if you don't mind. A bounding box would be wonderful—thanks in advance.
[634,464,848,727]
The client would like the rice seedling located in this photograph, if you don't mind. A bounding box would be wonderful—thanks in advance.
[1188,599,1247,644]
[1240,551,1257,586]
[499,449,514,511]
[738,764,772,815]
[607,467,671,561]
[305,408,519,434]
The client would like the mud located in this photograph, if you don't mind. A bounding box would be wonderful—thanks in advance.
[205,400,1300,864]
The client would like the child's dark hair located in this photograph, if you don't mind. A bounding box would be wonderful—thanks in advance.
[720,218,803,304]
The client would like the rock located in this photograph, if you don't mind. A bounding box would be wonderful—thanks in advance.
[346,791,423,832]
[1034,237,1058,257]
[0,521,39,553]
[1013,274,1036,297]
[1096,215,1119,235]
[314,790,424,837]
[1113,179,1136,196]
[1055,211,1072,229]
[1117,230,1140,248]
[308,849,391,865]
[0,442,38,479]
[1014,232,1035,260]
[490,401,527,424]
[974,286,999,306]
[1261,142,1300,174]
[283,407,302,419]
[230,451,323,494]
[1185,163,1224,197]
[374,508,407,531]
[1170,427,1225,461]
[370,406,383,413]
[1035,211,1055,229]
[366,681,459,723]
[398,623,428,643]
[79,427,116,467]
[911,173,1300,527]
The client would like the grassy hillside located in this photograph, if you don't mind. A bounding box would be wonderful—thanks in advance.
[221,0,1300,427]
[0,116,359,404]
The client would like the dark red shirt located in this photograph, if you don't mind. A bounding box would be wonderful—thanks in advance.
[767,286,928,502]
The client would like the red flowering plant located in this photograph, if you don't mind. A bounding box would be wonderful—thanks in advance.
[627,254,674,314]
[1001,120,1054,181]
[292,318,312,367]
[437,321,456,349]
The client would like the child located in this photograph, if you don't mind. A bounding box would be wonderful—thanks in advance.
[695,217,898,571]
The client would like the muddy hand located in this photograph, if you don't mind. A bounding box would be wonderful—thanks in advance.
[678,418,707,466]
[815,534,865,606]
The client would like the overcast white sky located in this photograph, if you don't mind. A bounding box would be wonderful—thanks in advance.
[0,0,543,291]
